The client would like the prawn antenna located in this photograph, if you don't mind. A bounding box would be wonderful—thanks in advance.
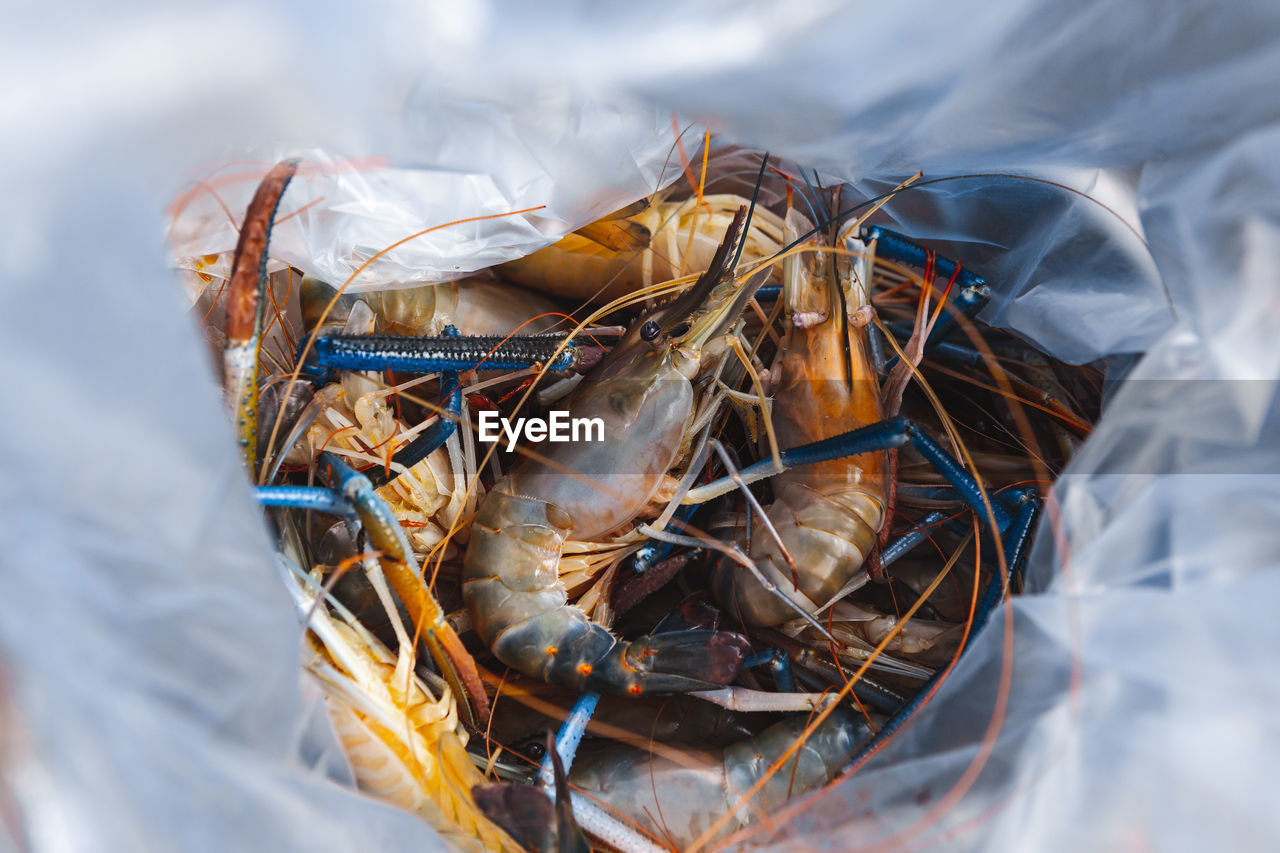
[729,152,770,275]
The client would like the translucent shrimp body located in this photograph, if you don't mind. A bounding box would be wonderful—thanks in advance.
[568,705,869,849]
[362,276,563,337]
[301,274,562,339]
[463,212,759,695]
[712,214,888,626]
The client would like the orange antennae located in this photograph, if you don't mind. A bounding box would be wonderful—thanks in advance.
[670,114,713,215]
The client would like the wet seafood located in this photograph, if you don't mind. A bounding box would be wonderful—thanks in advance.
[499,194,783,305]
[285,567,519,853]
[196,151,1100,853]
[711,209,888,626]
[568,705,871,849]
[461,209,759,695]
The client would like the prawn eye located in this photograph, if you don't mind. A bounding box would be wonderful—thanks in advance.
[639,320,661,341]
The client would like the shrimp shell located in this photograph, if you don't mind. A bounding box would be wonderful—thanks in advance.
[307,615,521,853]
[568,705,869,849]
[498,194,784,304]
[712,211,888,626]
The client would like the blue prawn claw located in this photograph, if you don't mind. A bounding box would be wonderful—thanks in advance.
[591,629,750,695]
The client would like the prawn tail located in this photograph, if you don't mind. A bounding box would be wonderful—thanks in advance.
[712,482,885,627]
[463,488,749,695]
[590,629,751,696]
[724,705,872,814]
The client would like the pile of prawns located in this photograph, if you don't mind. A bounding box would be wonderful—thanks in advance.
[189,148,1098,853]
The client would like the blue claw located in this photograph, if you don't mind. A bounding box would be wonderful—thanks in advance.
[773,417,1014,530]
[844,487,1041,772]
[311,331,582,374]
[365,369,461,488]
[539,692,600,791]
[255,485,357,522]
[863,225,991,368]
[880,510,948,568]
[743,648,796,693]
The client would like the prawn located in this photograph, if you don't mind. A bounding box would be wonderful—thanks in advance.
[566,704,871,850]
[360,275,564,337]
[498,194,784,305]
[461,208,764,695]
[710,208,888,626]
[283,566,520,853]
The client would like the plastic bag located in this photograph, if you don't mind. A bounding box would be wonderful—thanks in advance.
[3,1,1279,851]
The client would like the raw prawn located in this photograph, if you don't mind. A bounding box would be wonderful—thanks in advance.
[566,704,870,850]
[711,210,888,626]
[462,209,764,695]
[361,276,564,337]
[498,194,784,305]
[285,568,520,853]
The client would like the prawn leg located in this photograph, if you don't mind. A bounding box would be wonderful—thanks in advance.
[319,452,492,728]
[880,509,948,566]
[365,368,461,488]
[627,502,701,573]
[538,692,600,789]
[475,728,592,853]
[777,417,1015,527]
[742,647,796,692]
[884,322,988,367]
[696,417,1017,528]
[971,486,1040,634]
[844,487,1040,770]
[255,485,357,522]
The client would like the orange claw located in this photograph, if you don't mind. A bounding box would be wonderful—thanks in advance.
[223,159,300,475]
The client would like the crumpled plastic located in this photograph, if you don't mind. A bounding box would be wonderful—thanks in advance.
[3,1,1279,851]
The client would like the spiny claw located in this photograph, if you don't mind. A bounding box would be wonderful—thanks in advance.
[224,159,300,476]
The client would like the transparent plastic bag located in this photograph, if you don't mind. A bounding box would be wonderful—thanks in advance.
[3,1,1279,851]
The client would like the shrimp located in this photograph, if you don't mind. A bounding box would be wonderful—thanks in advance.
[710,209,889,626]
[462,209,763,695]
[294,272,572,557]
[299,272,564,352]
[359,276,565,337]
[285,570,521,853]
[306,376,466,555]
[566,704,871,850]
[498,194,784,305]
